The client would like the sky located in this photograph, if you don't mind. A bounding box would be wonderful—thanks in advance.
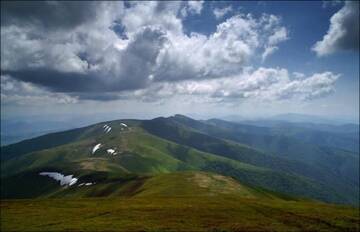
[1,1,359,123]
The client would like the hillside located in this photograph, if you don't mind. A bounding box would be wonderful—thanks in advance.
[1,116,359,204]
[2,199,359,232]
[1,115,359,231]
[1,171,359,232]
[1,117,356,204]
[142,115,359,204]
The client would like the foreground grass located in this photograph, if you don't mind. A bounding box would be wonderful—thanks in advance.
[1,196,359,232]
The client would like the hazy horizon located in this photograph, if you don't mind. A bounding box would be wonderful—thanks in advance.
[1,110,358,146]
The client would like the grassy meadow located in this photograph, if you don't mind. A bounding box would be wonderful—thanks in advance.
[1,195,359,232]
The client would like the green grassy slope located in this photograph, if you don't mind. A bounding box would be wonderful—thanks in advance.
[141,116,359,204]
[1,117,359,231]
[1,170,284,199]
[207,118,359,152]
[0,119,142,161]
[0,128,349,204]
[1,195,359,232]
[1,172,359,231]
[1,117,358,204]
[205,118,359,176]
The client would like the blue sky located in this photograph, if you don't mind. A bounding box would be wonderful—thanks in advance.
[1,1,359,123]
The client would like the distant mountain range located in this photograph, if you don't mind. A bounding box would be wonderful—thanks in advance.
[2,113,358,146]
[223,113,359,124]
[268,113,358,124]
[1,114,358,206]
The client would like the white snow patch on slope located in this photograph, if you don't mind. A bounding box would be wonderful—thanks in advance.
[103,124,112,133]
[107,149,117,155]
[92,143,102,154]
[78,182,95,187]
[39,172,78,186]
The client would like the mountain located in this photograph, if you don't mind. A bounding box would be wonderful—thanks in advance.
[1,115,358,206]
[208,118,359,152]
[0,119,80,146]
[268,113,358,125]
[0,123,337,202]
[142,115,359,204]
[0,112,147,145]
[1,115,359,231]
[239,119,359,134]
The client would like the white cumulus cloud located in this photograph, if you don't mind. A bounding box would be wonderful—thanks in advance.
[0,1,337,106]
[181,1,204,17]
[213,6,233,19]
[122,67,339,103]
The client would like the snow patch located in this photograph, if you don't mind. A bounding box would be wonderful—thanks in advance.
[107,148,117,155]
[92,143,102,154]
[78,182,94,186]
[39,172,78,186]
[103,124,112,133]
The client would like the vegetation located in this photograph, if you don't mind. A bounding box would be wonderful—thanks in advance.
[1,172,359,232]
[1,115,359,231]
[1,126,350,204]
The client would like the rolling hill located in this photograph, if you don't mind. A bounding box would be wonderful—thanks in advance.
[2,172,359,232]
[0,126,343,203]
[142,115,359,204]
[1,115,359,231]
[1,115,359,205]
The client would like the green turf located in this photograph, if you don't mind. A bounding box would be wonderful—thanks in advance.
[1,196,359,232]
[1,167,359,231]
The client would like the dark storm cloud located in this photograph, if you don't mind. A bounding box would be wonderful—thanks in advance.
[1,1,98,29]
[2,67,147,94]
[334,1,359,51]
[2,70,100,92]
[2,1,334,104]
[313,1,359,56]
[1,23,167,99]
[1,1,277,101]
[117,26,168,86]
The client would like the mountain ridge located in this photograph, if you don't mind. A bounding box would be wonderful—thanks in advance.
[1,115,358,205]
